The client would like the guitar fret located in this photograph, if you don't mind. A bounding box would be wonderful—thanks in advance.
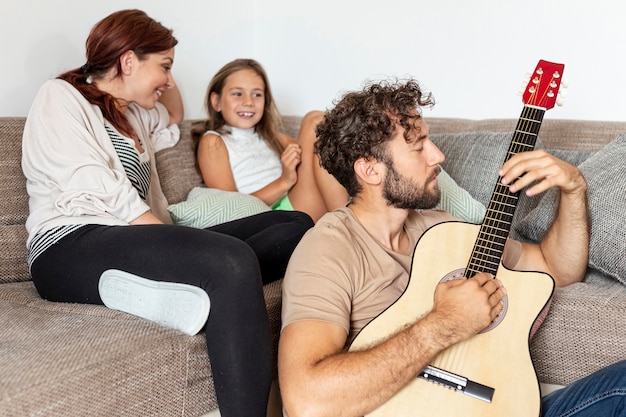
[509,142,535,151]
[473,241,506,250]
[472,250,505,262]
[466,264,499,276]
[486,208,515,217]
[476,237,507,247]
[492,190,519,200]
[480,222,511,233]
[469,257,500,269]
[483,222,513,231]
[489,201,516,212]
[517,116,541,124]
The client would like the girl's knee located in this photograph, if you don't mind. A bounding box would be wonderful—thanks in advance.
[301,110,324,128]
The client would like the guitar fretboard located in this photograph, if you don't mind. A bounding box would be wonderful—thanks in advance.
[465,106,545,278]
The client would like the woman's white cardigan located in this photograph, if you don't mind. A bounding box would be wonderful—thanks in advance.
[22,79,179,246]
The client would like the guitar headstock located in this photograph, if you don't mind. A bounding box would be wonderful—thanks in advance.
[521,60,565,110]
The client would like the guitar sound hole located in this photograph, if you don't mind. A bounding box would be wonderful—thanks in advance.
[439,269,508,333]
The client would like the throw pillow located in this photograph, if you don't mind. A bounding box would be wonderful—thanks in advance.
[431,131,545,228]
[431,131,545,207]
[168,187,271,229]
[435,166,486,224]
[514,134,626,285]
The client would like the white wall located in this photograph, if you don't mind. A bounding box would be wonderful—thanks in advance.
[3,0,625,122]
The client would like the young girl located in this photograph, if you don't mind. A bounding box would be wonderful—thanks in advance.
[194,59,349,222]
[22,10,312,417]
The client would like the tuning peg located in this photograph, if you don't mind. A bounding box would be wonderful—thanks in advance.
[557,98,565,106]
[561,79,569,89]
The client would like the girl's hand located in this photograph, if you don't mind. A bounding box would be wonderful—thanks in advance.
[280,143,302,188]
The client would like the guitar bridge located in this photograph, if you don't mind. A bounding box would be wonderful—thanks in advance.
[419,365,494,403]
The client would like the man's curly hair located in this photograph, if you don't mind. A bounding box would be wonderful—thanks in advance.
[314,78,435,197]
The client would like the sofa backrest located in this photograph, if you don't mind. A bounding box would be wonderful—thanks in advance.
[425,117,626,153]
[154,120,204,205]
[3,115,626,285]
[0,118,30,283]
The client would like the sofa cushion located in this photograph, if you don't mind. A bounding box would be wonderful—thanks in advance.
[514,134,626,285]
[435,167,486,223]
[155,120,204,205]
[0,279,284,415]
[530,269,626,385]
[0,118,31,284]
[431,131,545,226]
[168,187,271,229]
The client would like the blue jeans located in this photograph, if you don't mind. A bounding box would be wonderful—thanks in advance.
[542,360,626,416]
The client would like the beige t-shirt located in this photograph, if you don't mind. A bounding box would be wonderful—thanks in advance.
[281,207,455,344]
[281,206,524,346]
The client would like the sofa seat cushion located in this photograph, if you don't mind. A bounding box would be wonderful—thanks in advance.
[0,280,283,416]
[530,270,626,385]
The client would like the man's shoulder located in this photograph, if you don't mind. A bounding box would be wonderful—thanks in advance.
[316,206,355,227]
[291,208,363,259]
[311,208,456,238]
[311,207,366,240]
[405,209,458,235]
[409,208,457,223]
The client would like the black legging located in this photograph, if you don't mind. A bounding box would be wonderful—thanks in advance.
[30,210,313,417]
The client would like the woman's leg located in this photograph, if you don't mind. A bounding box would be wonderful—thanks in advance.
[541,360,626,417]
[208,210,314,284]
[31,224,272,417]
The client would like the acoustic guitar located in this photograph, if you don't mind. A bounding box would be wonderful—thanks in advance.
[349,59,565,416]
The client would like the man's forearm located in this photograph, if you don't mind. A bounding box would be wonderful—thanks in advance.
[541,187,590,286]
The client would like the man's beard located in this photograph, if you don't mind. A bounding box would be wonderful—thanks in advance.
[383,162,441,210]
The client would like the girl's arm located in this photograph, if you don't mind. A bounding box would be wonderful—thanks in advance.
[197,132,301,207]
[197,133,238,191]
[250,175,295,206]
[249,136,301,206]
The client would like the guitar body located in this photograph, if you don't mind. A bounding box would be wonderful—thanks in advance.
[349,221,554,417]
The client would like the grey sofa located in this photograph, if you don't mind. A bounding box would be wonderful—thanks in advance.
[1,115,624,416]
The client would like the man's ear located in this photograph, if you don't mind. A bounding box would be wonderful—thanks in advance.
[120,50,137,75]
[354,157,383,186]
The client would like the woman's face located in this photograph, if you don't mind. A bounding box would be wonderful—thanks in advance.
[127,48,175,109]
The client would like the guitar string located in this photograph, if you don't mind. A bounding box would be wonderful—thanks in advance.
[473,109,538,271]
[466,105,545,278]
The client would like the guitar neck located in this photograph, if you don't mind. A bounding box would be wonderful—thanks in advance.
[464,105,545,278]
